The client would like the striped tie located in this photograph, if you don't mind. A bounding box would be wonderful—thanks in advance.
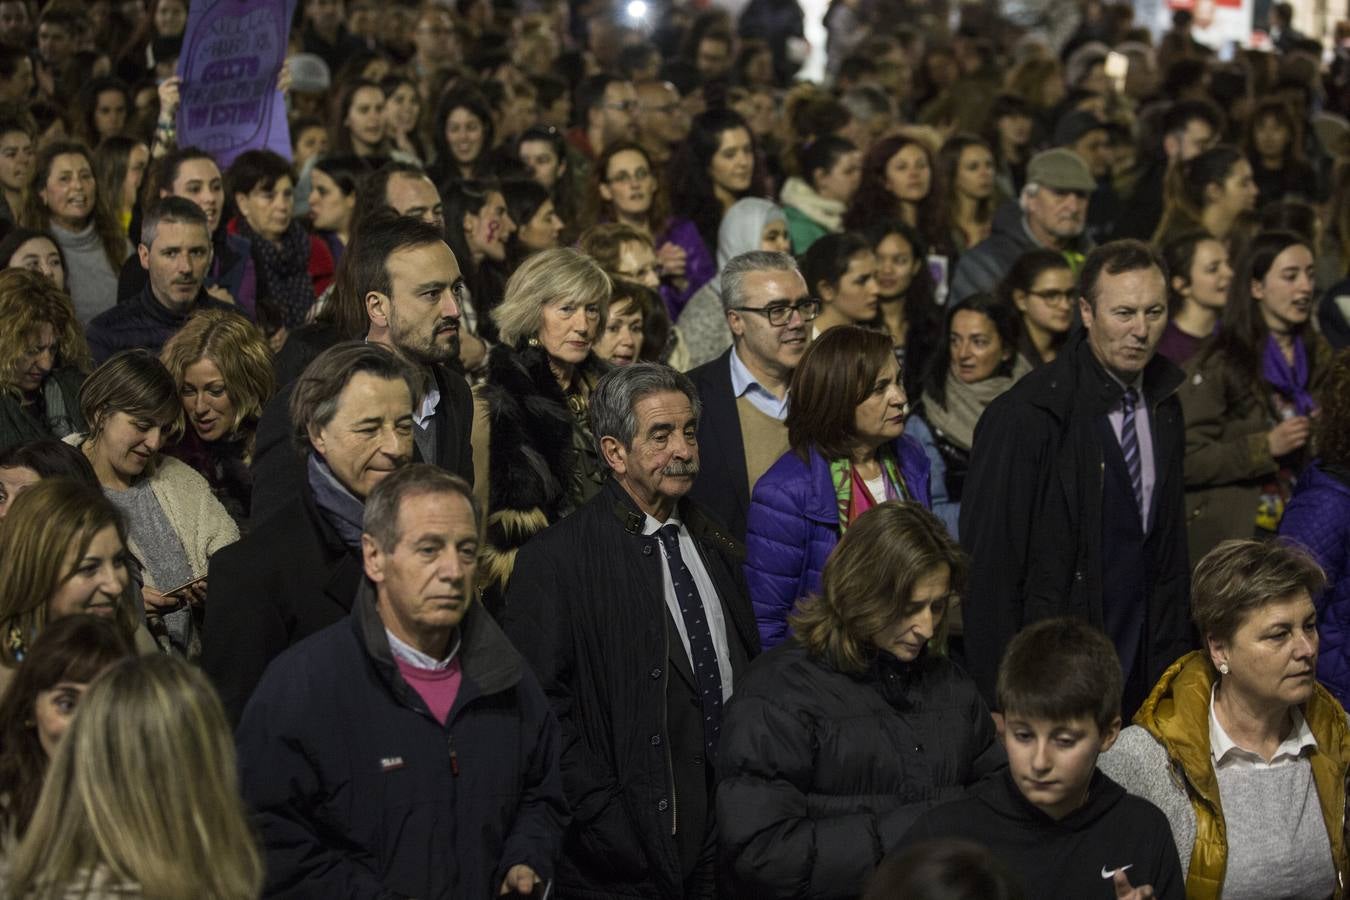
[1120,387,1144,521]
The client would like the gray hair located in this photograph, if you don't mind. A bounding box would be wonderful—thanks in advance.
[840,85,893,122]
[140,196,210,249]
[720,250,799,314]
[363,463,480,550]
[590,362,702,464]
[288,341,421,451]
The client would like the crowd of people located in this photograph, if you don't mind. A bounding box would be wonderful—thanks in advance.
[0,0,1347,896]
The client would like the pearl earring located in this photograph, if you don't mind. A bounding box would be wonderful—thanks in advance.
[1219,663,1230,676]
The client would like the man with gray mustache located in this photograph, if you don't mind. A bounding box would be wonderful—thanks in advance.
[501,363,760,900]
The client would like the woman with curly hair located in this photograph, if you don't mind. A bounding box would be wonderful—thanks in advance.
[1280,349,1350,705]
[0,269,91,451]
[160,310,276,526]
[20,141,131,324]
[844,132,947,258]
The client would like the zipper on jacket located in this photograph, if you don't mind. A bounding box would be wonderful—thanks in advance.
[448,734,460,777]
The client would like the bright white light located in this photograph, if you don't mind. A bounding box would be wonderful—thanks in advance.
[626,0,648,21]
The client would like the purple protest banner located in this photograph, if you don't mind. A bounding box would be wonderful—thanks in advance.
[176,0,298,170]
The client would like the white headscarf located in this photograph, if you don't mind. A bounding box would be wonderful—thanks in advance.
[717,197,788,269]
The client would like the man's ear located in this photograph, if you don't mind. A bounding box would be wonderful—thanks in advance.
[992,711,1006,739]
[307,422,326,455]
[137,243,150,271]
[362,533,385,583]
[726,309,745,337]
[600,434,627,473]
[1078,296,1093,331]
[366,290,390,328]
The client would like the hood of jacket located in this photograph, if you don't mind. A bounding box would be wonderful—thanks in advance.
[973,765,1128,835]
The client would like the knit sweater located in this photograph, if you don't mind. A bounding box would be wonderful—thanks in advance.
[50,222,126,325]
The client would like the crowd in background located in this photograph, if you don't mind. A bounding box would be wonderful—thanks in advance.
[0,0,1345,896]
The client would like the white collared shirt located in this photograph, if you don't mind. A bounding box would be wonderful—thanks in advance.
[1209,685,1318,770]
[413,383,441,430]
[386,627,461,671]
[729,346,788,421]
[643,513,734,701]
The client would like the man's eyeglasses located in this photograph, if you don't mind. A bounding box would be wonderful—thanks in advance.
[731,298,821,326]
[1027,289,1074,304]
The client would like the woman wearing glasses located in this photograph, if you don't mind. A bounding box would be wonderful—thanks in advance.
[998,248,1076,368]
[580,140,714,321]
[745,326,931,650]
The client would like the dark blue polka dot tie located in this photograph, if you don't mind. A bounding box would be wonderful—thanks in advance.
[657,524,723,763]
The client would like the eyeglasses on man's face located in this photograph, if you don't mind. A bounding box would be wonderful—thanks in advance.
[730,297,821,326]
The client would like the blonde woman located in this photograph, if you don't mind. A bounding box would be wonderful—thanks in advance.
[160,310,276,526]
[70,350,239,659]
[0,268,91,452]
[6,654,263,899]
[472,247,611,602]
[0,480,145,693]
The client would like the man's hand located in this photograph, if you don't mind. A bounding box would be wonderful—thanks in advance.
[498,864,540,895]
[1113,868,1155,899]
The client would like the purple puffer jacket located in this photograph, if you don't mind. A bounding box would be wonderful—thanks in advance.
[745,436,931,650]
[656,218,716,322]
[1280,462,1350,706]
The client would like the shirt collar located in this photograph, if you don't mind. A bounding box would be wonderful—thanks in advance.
[729,346,789,414]
[641,512,683,536]
[1209,684,1318,767]
[412,383,441,429]
[386,627,460,670]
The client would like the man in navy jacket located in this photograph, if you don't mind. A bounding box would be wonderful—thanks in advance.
[236,464,567,898]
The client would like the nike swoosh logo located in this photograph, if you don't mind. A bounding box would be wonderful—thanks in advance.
[1101,864,1133,879]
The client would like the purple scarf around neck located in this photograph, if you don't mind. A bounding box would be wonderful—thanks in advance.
[1262,333,1316,416]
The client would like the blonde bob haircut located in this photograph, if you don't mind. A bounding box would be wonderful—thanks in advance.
[790,501,967,675]
[160,309,277,436]
[492,247,612,349]
[0,479,140,667]
[0,267,91,397]
[6,655,264,900]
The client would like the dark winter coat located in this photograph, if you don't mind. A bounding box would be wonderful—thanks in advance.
[117,227,257,318]
[716,644,1004,899]
[236,580,568,899]
[499,478,760,900]
[744,437,931,650]
[959,331,1191,706]
[250,362,473,525]
[85,282,237,364]
[900,768,1184,900]
[949,200,1093,304]
[1281,463,1350,706]
[0,368,85,452]
[201,474,363,725]
[473,343,607,600]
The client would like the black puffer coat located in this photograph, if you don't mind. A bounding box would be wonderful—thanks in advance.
[715,644,1004,899]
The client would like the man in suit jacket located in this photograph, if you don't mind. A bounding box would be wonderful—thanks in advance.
[251,213,473,523]
[686,251,811,540]
[960,240,1191,719]
[501,364,760,899]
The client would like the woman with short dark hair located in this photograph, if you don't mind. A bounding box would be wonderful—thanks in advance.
[720,501,1001,898]
[744,326,931,648]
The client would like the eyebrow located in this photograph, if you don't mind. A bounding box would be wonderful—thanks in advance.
[413,280,448,292]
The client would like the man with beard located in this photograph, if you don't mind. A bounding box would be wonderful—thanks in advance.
[85,198,236,363]
[951,148,1096,304]
[501,363,758,899]
[251,212,473,523]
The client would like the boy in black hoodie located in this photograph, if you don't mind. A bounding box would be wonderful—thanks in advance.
[896,618,1183,899]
